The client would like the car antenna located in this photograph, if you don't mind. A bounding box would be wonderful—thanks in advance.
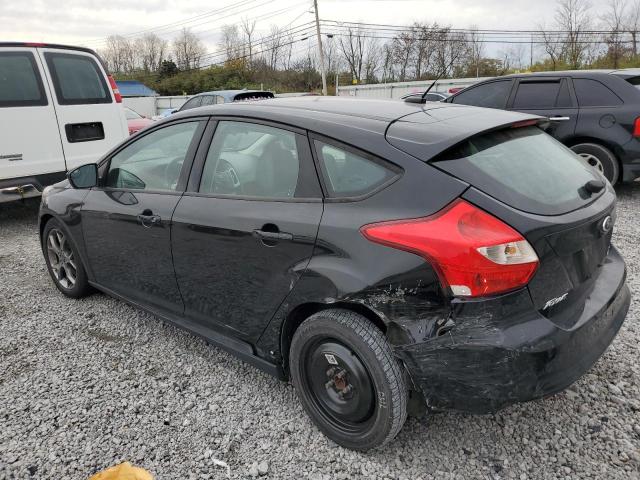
[406,51,463,104]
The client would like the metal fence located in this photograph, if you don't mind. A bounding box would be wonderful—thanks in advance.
[336,77,490,99]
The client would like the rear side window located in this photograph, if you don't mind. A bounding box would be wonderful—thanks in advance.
[180,96,202,110]
[434,127,601,215]
[512,81,564,109]
[44,52,111,105]
[573,79,622,107]
[0,52,47,107]
[451,80,512,109]
[314,141,398,198]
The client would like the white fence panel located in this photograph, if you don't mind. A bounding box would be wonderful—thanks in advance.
[122,97,156,117]
[337,77,490,99]
[156,96,190,113]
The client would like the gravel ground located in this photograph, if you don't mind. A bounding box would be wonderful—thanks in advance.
[1,186,639,480]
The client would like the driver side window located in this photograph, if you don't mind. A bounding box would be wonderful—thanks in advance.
[107,122,200,191]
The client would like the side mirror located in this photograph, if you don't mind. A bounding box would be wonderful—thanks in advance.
[68,163,98,189]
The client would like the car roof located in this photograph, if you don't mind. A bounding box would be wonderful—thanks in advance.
[169,96,540,160]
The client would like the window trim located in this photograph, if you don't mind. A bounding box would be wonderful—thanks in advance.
[44,52,112,106]
[97,117,207,193]
[185,116,321,202]
[0,51,48,108]
[308,132,403,203]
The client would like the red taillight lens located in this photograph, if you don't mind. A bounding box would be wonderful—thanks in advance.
[107,75,122,103]
[361,199,539,297]
[633,117,640,137]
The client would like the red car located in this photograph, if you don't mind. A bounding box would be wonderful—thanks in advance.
[124,107,154,135]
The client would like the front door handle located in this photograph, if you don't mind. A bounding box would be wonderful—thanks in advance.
[253,229,293,241]
[137,211,161,228]
[549,116,570,121]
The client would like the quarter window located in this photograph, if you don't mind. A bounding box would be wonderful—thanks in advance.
[180,97,202,110]
[573,79,623,107]
[44,53,111,105]
[200,121,300,198]
[0,52,47,107]
[315,141,398,198]
[107,122,201,191]
[451,80,512,109]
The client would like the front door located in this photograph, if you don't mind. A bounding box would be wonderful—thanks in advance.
[82,119,206,315]
[171,119,324,342]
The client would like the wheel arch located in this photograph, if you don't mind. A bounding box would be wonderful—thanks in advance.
[564,136,624,166]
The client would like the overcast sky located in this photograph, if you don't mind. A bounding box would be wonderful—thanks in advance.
[0,0,609,55]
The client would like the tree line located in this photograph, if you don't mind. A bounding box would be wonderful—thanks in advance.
[101,0,640,96]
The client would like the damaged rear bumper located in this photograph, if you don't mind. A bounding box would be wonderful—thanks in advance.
[395,246,631,414]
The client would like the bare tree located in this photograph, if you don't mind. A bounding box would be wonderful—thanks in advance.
[101,35,135,73]
[173,28,206,70]
[135,33,167,72]
[337,27,378,83]
[627,0,640,57]
[539,23,563,70]
[555,0,593,69]
[221,24,242,61]
[466,26,484,78]
[392,29,415,81]
[240,17,257,60]
[602,0,627,67]
[262,25,285,70]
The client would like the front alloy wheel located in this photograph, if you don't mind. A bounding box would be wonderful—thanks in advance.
[46,228,77,289]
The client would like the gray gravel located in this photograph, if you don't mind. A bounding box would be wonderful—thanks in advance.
[1,186,639,480]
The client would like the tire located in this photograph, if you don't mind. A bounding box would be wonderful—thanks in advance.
[289,309,407,451]
[42,218,92,298]
[571,142,620,185]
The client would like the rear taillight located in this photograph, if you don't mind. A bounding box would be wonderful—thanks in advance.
[107,75,122,103]
[633,117,640,137]
[361,199,539,297]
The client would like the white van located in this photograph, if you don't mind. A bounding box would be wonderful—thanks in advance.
[0,42,128,202]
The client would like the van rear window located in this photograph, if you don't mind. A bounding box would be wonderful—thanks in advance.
[433,127,602,215]
[0,52,47,107]
[44,52,111,105]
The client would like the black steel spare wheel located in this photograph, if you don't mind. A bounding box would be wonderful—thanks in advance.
[303,339,376,432]
[290,309,407,451]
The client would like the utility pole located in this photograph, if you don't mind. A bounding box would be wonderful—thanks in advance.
[314,0,328,96]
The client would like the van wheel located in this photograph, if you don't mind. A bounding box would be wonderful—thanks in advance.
[42,219,91,298]
[289,309,407,451]
[571,143,619,185]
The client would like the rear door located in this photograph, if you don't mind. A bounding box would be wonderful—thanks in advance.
[171,119,323,342]
[37,47,128,170]
[507,77,578,141]
[0,47,65,181]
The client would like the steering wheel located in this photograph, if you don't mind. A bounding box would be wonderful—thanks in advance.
[213,159,242,194]
[164,156,184,190]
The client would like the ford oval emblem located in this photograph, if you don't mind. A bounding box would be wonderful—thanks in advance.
[601,215,613,234]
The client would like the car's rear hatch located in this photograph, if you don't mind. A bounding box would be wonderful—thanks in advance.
[386,109,617,326]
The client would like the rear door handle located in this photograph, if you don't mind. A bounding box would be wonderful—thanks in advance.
[549,116,570,121]
[253,229,293,241]
[137,212,161,228]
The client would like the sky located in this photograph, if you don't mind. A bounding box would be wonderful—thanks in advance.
[0,0,610,56]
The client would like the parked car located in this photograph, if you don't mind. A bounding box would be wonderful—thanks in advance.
[401,91,450,102]
[160,90,276,118]
[124,107,154,135]
[445,69,640,184]
[0,42,128,202]
[39,97,630,451]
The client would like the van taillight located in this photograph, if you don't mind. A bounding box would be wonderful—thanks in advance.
[633,117,640,137]
[361,199,539,297]
[107,75,122,103]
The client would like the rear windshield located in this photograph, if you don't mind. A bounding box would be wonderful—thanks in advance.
[624,75,640,89]
[434,127,602,215]
[44,52,111,105]
[0,52,47,107]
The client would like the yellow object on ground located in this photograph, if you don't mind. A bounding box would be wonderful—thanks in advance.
[89,462,153,480]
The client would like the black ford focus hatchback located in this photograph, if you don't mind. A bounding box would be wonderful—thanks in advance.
[39,97,630,450]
